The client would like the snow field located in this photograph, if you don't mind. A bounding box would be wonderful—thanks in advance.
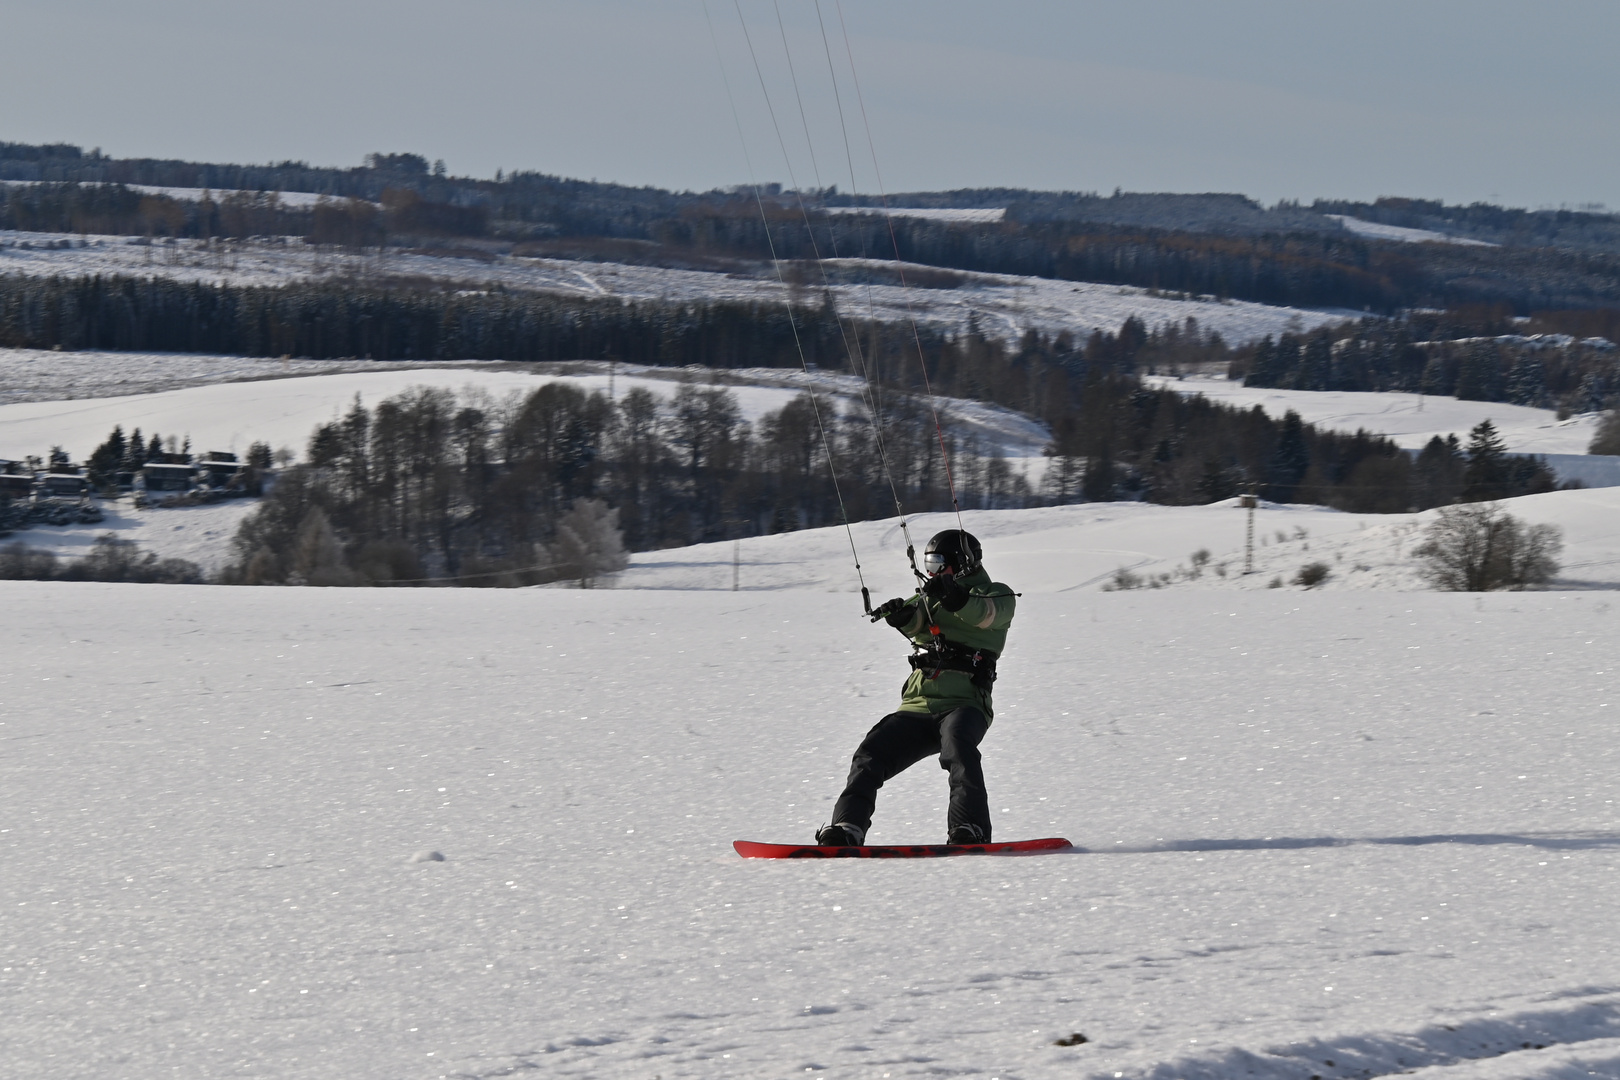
[1145,375,1605,457]
[1325,215,1498,247]
[0,346,505,407]
[0,227,1353,347]
[6,507,1620,1079]
[617,488,1620,595]
[0,360,1052,469]
[1147,375,1620,489]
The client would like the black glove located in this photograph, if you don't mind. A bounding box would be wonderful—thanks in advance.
[922,572,970,612]
[873,596,917,627]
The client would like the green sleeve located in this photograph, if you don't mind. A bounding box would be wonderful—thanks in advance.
[955,586,1014,632]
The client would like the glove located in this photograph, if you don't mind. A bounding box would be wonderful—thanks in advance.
[922,572,970,612]
[873,596,917,627]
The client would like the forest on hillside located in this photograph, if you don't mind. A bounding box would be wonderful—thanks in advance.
[0,140,1600,581]
[7,140,1620,313]
[212,371,1553,587]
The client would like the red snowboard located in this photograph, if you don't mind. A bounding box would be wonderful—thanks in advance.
[733,836,1073,859]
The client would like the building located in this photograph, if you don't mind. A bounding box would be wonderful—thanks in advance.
[36,472,90,501]
[140,462,196,494]
[198,451,241,488]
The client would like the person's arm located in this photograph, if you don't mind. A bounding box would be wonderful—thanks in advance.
[952,585,1014,632]
[872,594,924,634]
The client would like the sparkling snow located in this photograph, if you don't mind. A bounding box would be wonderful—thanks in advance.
[5,494,1620,1079]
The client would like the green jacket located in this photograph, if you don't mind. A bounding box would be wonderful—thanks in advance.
[890,566,1016,721]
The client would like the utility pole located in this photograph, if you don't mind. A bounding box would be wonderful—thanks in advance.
[1240,493,1258,574]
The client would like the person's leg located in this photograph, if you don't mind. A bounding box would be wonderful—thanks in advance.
[829,711,941,838]
[938,706,992,841]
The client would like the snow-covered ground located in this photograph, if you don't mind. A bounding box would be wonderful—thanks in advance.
[0,179,334,209]
[1147,374,1620,488]
[0,227,1354,347]
[0,361,1054,574]
[1325,214,1498,247]
[0,360,1053,471]
[825,206,1007,223]
[6,492,1620,1080]
[617,488,1620,595]
[1146,375,1601,456]
[0,347,506,407]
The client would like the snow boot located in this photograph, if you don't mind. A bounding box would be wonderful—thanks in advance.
[947,823,988,845]
[816,822,865,846]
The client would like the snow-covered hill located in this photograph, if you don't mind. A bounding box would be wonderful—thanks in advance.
[1148,374,1620,488]
[1324,214,1498,247]
[0,227,1354,347]
[0,358,1053,471]
[1146,375,1601,455]
[5,505,1620,1079]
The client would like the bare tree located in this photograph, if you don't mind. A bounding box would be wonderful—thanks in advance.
[1414,502,1563,591]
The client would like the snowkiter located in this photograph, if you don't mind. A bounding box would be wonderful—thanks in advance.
[817,529,1016,846]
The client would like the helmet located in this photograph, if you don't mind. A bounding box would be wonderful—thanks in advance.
[923,529,981,576]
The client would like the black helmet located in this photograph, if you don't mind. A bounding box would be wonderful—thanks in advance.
[923,529,981,576]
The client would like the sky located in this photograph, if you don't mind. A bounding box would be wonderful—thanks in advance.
[3,0,1617,210]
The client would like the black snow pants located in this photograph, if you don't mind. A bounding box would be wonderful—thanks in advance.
[829,706,991,841]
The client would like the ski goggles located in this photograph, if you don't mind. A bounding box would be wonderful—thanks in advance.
[923,552,950,575]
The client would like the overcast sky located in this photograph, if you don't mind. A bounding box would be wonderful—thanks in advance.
[4,0,1615,210]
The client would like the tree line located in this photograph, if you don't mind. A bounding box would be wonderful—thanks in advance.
[222,379,1022,586]
[1232,306,1620,415]
[8,135,1620,314]
[0,183,493,245]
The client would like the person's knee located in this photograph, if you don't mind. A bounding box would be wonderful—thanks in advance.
[939,707,987,745]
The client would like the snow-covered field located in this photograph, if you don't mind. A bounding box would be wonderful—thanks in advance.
[0,227,1354,347]
[0,360,1053,574]
[1325,215,1497,247]
[6,493,1620,1080]
[825,206,1007,223]
[0,359,1053,469]
[0,179,334,209]
[1146,376,1601,456]
[0,347,505,407]
[1148,374,1620,488]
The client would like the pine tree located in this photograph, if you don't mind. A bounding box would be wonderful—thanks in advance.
[86,425,126,488]
[1505,354,1546,406]
[1461,420,1510,501]
[1455,341,1504,401]
[1268,411,1310,500]
[124,428,146,469]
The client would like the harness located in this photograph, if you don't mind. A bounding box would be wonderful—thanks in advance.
[909,639,999,691]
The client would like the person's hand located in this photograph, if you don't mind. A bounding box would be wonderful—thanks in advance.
[873,596,917,627]
[922,572,970,612]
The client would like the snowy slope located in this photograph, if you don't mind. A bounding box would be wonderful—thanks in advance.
[0,179,334,209]
[0,362,1053,574]
[825,206,1007,223]
[1147,374,1620,488]
[1145,375,1602,456]
[1325,214,1498,247]
[0,227,1353,347]
[0,347,505,407]
[618,488,1620,595]
[0,361,1053,469]
[5,510,1620,1079]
